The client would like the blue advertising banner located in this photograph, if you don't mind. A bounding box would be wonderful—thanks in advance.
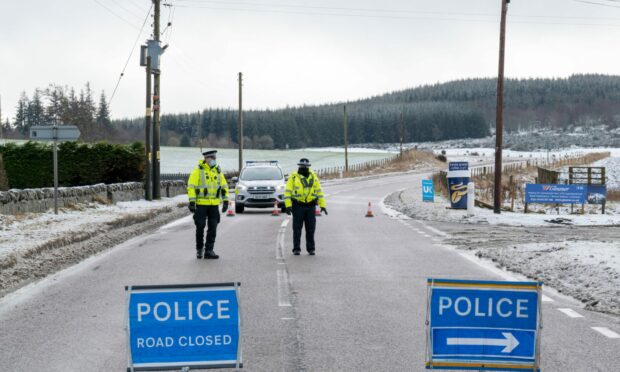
[587,185,607,205]
[525,184,586,204]
[448,162,469,171]
[126,283,242,371]
[426,279,542,371]
[422,179,435,202]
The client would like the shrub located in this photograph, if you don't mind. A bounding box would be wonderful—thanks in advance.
[0,154,8,191]
[0,141,145,189]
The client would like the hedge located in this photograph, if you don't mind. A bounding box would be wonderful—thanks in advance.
[0,141,145,189]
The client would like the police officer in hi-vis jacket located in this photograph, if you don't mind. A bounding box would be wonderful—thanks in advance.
[187,150,229,259]
[284,158,327,255]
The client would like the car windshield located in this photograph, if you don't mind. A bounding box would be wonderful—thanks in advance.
[240,167,283,181]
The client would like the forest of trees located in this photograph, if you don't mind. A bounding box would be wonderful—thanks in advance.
[0,83,113,142]
[3,74,620,148]
[373,74,620,132]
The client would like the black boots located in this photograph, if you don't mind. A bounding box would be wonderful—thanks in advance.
[204,250,219,259]
[196,250,203,259]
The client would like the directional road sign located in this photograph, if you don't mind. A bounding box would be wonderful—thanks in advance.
[426,279,542,371]
[126,283,242,371]
[30,125,80,141]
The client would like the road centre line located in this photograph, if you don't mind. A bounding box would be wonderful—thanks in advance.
[591,327,620,339]
[558,308,584,318]
[277,269,292,307]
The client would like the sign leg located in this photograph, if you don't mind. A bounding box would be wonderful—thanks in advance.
[53,138,58,215]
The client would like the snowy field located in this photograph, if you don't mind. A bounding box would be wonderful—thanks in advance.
[160,146,394,173]
[594,156,620,190]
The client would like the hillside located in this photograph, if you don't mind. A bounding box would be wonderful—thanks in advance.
[119,74,620,149]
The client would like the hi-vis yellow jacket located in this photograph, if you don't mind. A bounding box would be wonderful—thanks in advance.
[284,170,326,208]
[187,160,229,206]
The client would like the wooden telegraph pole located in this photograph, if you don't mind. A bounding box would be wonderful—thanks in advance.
[238,72,244,172]
[343,105,349,172]
[493,0,509,214]
[152,0,161,199]
[400,111,405,159]
[145,56,152,201]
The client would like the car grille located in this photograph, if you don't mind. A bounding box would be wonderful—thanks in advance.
[248,186,276,194]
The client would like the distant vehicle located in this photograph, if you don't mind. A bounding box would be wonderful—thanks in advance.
[233,161,287,214]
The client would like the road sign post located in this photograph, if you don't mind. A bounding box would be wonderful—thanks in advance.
[125,282,242,371]
[29,125,80,214]
[426,278,542,371]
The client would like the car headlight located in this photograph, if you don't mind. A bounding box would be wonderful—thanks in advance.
[237,183,247,191]
[276,184,285,192]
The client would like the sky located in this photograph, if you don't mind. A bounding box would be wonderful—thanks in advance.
[2,0,620,121]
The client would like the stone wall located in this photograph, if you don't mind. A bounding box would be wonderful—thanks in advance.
[0,180,187,215]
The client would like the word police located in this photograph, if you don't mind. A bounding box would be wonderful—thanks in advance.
[439,296,530,318]
[136,300,231,321]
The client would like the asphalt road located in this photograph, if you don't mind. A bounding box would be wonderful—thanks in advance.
[1,172,619,371]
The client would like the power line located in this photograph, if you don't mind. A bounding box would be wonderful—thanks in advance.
[92,0,144,31]
[109,4,154,106]
[109,0,146,20]
[176,0,620,21]
[573,0,620,9]
[169,3,620,27]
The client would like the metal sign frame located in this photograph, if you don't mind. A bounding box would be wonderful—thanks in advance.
[29,124,80,214]
[425,278,542,371]
[125,282,243,371]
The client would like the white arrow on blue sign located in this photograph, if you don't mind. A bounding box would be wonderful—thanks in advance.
[426,279,542,371]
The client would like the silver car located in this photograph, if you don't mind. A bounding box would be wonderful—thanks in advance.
[233,161,287,214]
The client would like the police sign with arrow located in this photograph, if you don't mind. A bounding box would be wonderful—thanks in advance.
[426,278,542,371]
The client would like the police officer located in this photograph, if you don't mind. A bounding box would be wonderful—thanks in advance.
[187,150,229,259]
[284,158,327,256]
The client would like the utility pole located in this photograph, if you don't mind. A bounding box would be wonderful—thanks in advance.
[238,72,243,172]
[152,0,161,199]
[145,56,152,201]
[343,104,349,172]
[400,111,405,159]
[0,94,3,140]
[493,0,509,214]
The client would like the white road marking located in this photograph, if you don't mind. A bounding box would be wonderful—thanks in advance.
[558,308,584,318]
[592,327,620,339]
[415,220,450,238]
[276,219,289,260]
[281,317,295,321]
[277,269,292,307]
[542,295,554,303]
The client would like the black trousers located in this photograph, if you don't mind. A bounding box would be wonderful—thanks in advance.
[292,203,316,252]
[193,205,220,252]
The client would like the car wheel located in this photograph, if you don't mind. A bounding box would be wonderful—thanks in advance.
[235,204,245,214]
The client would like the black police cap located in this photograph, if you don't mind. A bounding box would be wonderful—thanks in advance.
[202,150,218,157]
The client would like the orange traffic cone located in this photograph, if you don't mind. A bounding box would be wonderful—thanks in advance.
[226,200,235,217]
[272,201,280,216]
[365,202,375,218]
[315,204,322,217]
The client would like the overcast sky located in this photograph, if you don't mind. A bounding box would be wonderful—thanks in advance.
[2,0,620,120]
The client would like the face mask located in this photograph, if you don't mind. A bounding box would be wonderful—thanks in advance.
[298,167,309,177]
[207,159,217,167]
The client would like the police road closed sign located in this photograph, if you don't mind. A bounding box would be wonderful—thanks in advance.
[126,283,242,371]
[426,279,542,371]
